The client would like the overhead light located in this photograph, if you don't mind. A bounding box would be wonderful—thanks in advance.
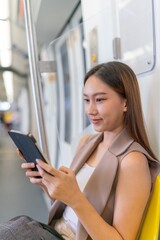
[0,0,11,67]
[0,0,9,20]
[0,20,11,67]
[3,71,13,103]
[0,49,12,67]
[0,101,10,111]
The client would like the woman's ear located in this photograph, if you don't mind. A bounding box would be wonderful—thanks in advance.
[124,106,127,112]
[123,99,127,112]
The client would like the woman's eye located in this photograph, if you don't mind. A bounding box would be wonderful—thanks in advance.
[83,98,89,103]
[96,98,104,102]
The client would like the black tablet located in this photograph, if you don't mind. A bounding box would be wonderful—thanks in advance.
[8,130,48,171]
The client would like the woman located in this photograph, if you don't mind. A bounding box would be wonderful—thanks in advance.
[0,61,159,240]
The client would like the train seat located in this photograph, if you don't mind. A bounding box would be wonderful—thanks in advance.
[139,175,160,240]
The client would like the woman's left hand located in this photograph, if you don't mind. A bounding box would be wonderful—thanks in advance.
[36,159,82,207]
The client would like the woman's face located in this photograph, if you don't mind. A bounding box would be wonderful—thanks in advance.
[83,75,127,132]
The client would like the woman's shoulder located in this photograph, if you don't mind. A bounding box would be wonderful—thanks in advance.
[120,141,157,163]
[120,151,149,173]
[120,141,160,185]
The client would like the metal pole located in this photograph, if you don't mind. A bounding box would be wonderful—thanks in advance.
[23,0,49,159]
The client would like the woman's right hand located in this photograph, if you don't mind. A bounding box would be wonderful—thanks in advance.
[16,149,50,196]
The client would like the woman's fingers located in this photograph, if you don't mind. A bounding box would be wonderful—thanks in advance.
[26,169,41,177]
[36,159,60,177]
[21,162,35,169]
[29,176,42,184]
[21,162,41,178]
[16,148,25,160]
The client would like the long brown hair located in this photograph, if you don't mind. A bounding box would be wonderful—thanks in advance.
[84,61,157,160]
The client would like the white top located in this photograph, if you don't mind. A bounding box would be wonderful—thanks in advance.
[54,163,95,239]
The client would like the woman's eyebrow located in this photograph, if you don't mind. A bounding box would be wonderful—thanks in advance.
[83,92,108,97]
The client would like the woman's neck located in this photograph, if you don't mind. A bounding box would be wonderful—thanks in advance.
[102,126,124,149]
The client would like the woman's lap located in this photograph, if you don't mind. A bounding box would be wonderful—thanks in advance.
[0,215,60,240]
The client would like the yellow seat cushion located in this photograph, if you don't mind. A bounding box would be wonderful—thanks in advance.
[139,176,160,240]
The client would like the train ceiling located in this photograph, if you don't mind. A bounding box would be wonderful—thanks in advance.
[36,0,80,45]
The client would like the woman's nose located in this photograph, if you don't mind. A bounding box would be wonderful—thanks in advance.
[87,102,98,115]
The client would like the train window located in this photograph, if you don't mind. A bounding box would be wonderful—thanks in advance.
[81,0,155,75]
[48,25,86,147]
[117,0,155,75]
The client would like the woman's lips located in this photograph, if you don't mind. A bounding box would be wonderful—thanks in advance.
[90,119,102,125]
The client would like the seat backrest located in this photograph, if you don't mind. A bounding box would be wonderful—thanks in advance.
[139,175,160,240]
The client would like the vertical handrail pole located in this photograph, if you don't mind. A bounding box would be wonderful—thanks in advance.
[23,0,49,159]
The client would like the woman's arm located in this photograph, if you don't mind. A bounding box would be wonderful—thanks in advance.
[36,151,151,240]
[112,152,151,239]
